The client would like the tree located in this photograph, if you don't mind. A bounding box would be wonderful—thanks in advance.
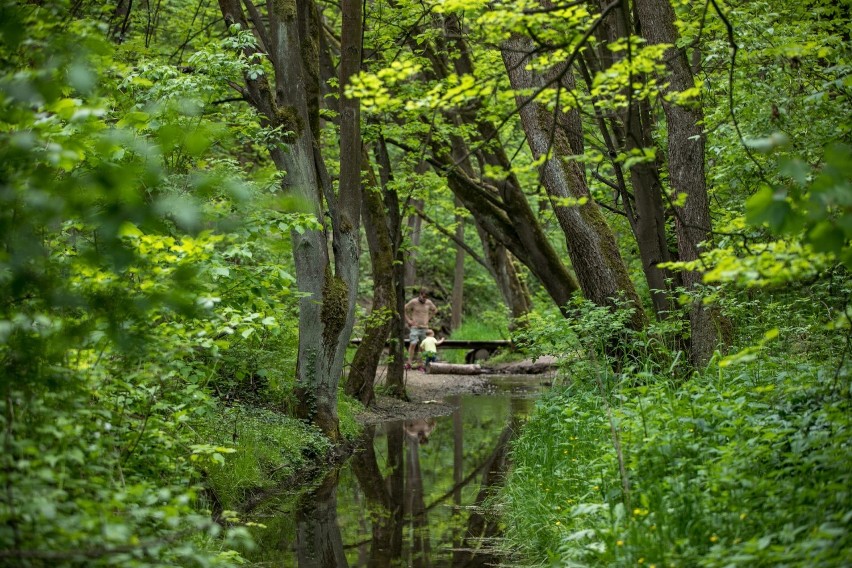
[502,31,647,331]
[634,0,717,365]
[216,0,361,438]
[584,0,677,318]
[346,147,401,405]
[350,4,582,314]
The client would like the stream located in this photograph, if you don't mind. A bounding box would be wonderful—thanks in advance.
[243,375,548,567]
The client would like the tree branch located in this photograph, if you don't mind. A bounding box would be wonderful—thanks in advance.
[416,209,490,271]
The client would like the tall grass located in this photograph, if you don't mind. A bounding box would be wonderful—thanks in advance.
[498,297,852,567]
[199,394,362,510]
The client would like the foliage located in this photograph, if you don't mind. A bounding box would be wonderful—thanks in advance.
[1,0,850,564]
[500,288,851,566]
[692,0,852,288]
[199,405,332,511]
[0,2,314,564]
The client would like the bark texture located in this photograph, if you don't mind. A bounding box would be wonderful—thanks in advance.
[375,136,407,397]
[217,0,361,438]
[635,0,717,365]
[347,148,397,406]
[593,0,676,317]
[502,34,647,330]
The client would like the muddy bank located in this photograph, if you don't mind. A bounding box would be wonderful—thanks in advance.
[357,356,557,425]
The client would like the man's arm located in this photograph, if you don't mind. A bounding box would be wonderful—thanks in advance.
[404,299,415,326]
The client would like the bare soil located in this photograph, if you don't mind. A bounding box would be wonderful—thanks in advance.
[356,357,557,425]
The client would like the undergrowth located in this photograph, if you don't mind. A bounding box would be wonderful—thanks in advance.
[199,394,363,512]
[499,291,852,567]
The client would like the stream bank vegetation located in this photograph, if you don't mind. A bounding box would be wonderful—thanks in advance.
[1,0,850,566]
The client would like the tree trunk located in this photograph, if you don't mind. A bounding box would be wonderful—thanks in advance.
[502,35,647,331]
[217,0,361,438]
[404,165,425,288]
[593,0,676,317]
[375,136,407,397]
[109,0,133,42]
[403,203,422,289]
[426,362,482,375]
[635,0,717,365]
[346,148,396,406]
[475,222,532,324]
[440,18,581,313]
[439,166,579,314]
[450,197,465,330]
[626,98,677,315]
[400,12,580,314]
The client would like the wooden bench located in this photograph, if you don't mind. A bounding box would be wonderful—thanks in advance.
[349,338,512,362]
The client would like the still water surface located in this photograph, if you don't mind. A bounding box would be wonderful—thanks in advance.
[245,375,548,567]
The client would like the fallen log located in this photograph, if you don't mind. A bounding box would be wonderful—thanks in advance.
[426,362,482,375]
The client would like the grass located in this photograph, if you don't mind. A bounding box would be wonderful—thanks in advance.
[498,354,852,567]
[198,403,345,511]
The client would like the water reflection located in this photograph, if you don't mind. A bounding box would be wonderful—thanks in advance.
[247,380,539,567]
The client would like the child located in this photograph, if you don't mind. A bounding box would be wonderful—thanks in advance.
[419,329,444,371]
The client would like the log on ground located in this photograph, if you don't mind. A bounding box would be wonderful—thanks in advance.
[426,363,482,375]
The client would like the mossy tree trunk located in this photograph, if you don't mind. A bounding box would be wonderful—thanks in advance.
[346,147,398,406]
[374,135,407,397]
[217,0,361,439]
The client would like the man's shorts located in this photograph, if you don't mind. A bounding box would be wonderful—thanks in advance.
[409,327,428,346]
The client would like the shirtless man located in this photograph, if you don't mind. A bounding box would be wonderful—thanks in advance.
[404,287,437,369]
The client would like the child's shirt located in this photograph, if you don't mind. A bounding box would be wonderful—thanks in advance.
[420,336,439,353]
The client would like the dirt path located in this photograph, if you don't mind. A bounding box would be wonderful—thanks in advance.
[356,357,556,425]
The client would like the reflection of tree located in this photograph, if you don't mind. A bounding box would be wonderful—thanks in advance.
[350,425,400,567]
[405,424,432,568]
[453,398,464,551]
[452,399,524,567]
[346,398,527,567]
[450,423,514,567]
[296,471,349,568]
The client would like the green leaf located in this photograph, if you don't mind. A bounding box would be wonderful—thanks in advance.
[746,186,794,232]
[743,132,789,153]
[807,221,845,254]
[779,157,809,185]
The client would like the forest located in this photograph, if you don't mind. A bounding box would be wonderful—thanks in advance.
[0,0,850,566]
